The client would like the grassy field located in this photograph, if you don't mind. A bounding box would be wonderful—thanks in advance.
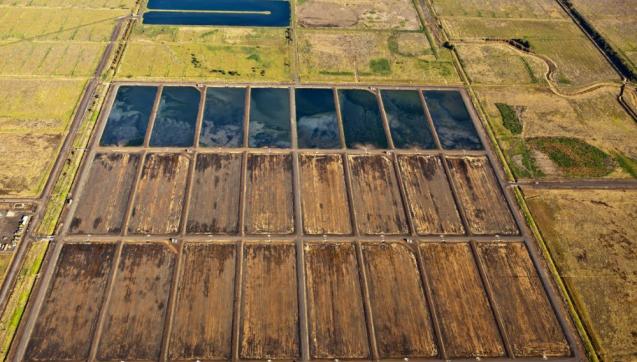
[0,1,127,196]
[0,8,126,42]
[117,26,292,81]
[475,85,637,179]
[296,0,421,30]
[441,17,620,87]
[297,29,459,84]
[570,0,637,73]
[525,188,637,362]
[455,42,545,85]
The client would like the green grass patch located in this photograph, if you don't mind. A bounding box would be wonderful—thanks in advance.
[506,138,543,179]
[0,240,49,360]
[495,103,523,135]
[613,152,637,178]
[527,136,614,177]
[370,58,391,75]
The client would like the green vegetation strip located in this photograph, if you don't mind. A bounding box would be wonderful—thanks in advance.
[513,187,599,362]
[495,103,522,135]
[613,151,637,178]
[0,240,49,361]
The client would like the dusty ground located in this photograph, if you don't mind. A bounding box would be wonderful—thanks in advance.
[296,0,420,30]
[525,189,637,361]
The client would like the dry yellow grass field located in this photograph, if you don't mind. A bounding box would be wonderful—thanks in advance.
[0,133,63,196]
[432,0,567,19]
[296,0,420,30]
[525,188,637,362]
[0,0,134,8]
[455,42,546,85]
[441,17,620,87]
[570,0,637,73]
[297,29,459,84]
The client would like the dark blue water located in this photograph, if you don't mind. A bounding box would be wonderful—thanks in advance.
[249,88,291,148]
[381,90,436,149]
[200,88,246,147]
[100,86,157,147]
[423,90,483,150]
[143,0,290,27]
[295,88,340,149]
[338,89,388,149]
[149,87,200,147]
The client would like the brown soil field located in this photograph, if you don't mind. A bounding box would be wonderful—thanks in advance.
[97,243,176,361]
[168,242,236,360]
[244,154,295,235]
[524,189,637,361]
[446,157,519,235]
[186,153,242,234]
[70,153,139,235]
[128,153,190,235]
[476,243,570,357]
[299,154,352,235]
[296,0,420,30]
[361,242,437,358]
[25,243,116,361]
[304,242,369,359]
[348,155,408,235]
[420,243,504,358]
[240,243,300,359]
[397,155,465,235]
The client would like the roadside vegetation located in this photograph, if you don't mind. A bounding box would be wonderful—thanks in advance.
[0,240,48,360]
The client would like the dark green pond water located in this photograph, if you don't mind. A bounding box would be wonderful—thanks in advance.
[249,88,291,148]
[200,88,246,147]
[339,89,388,149]
[149,87,200,147]
[423,90,483,150]
[295,88,340,149]
[100,86,157,147]
[381,90,436,149]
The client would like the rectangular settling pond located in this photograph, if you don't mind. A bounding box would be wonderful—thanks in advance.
[249,88,291,148]
[150,87,200,147]
[295,88,340,149]
[100,86,157,147]
[338,89,388,149]
[200,87,246,147]
[423,90,483,150]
